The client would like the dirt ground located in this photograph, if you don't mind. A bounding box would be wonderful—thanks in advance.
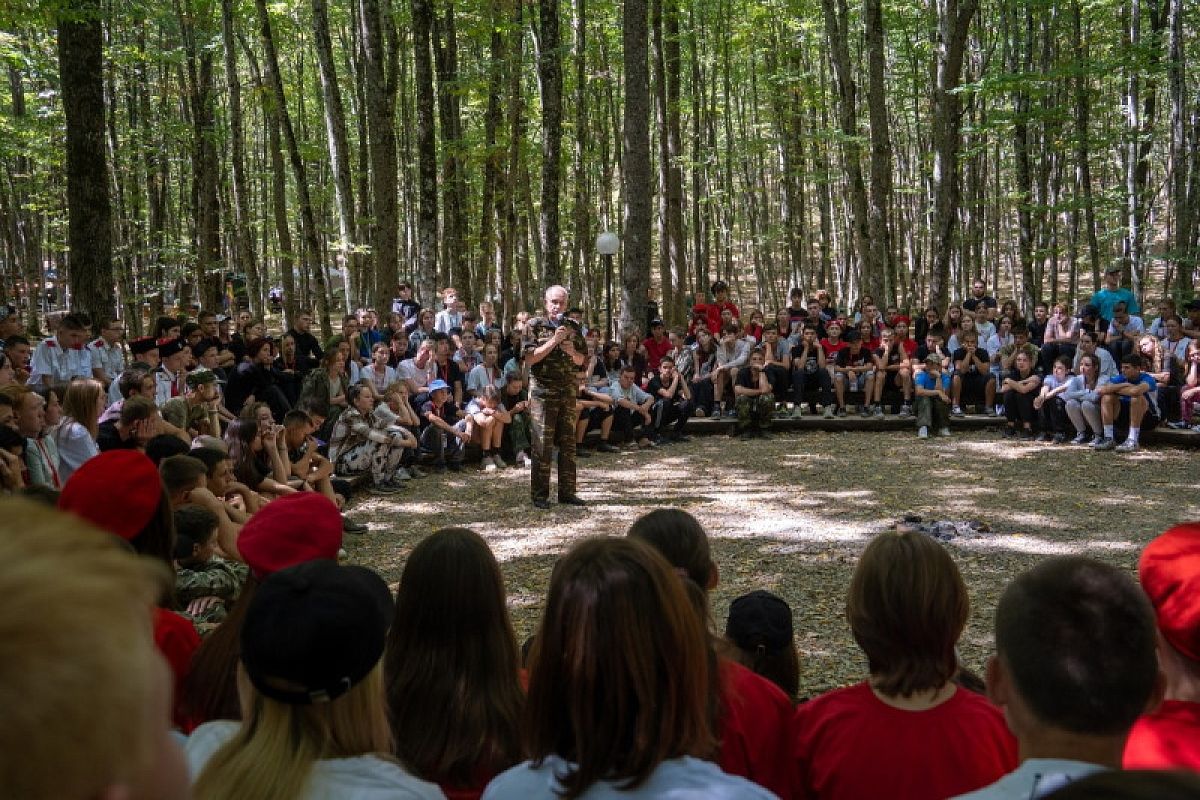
[342,430,1200,699]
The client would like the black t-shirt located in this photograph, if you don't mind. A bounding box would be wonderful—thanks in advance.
[646,374,682,401]
[876,346,905,368]
[915,344,950,364]
[735,366,765,390]
[1026,320,1047,347]
[419,398,458,429]
[96,420,137,452]
[790,342,821,374]
[287,329,323,371]
[1080,318,1111,338]
[952,347,986,375]
[431,359,463,396]
[836,347,872,369]
[963,295,998,313]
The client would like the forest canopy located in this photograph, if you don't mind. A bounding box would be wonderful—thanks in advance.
[1,0,1197,336]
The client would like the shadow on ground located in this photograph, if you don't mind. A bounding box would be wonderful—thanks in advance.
[344,430,1198,696]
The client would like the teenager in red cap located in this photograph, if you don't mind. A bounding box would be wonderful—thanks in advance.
[57,449,200,727]
[1124,522,1200,770]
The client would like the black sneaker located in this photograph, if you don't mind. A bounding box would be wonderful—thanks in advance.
[341,515,368,533]
[532,498,551,509]
[576,447,593,458]
[596,441,620,453]
[448,462,464,472]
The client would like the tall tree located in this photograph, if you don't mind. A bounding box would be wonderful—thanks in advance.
[537,0,563,285]
[411,0,439,304]
[358,0,400,314]
[220,0,261,316]
[621,0,651,332]
[863,0,895,305]
[253,0,332,334]
[821,0,874,303]
[58,0,112,328]
[312,0,360,310]
[928,0,979,309]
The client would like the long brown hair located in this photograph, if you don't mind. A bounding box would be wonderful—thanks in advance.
[384,528,524,788]
[525,537,717,798]
[847,531,968,697]
[180,576,260,724]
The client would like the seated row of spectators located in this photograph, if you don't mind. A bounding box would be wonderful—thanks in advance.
[7,477,1200,799]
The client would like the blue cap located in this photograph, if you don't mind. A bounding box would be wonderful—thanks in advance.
[428,379,450,393]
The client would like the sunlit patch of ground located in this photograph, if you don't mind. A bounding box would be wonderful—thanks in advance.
[344,429,1197,697]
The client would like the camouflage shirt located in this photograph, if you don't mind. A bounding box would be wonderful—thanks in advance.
[176,558,248,605]
[524,318,586,396]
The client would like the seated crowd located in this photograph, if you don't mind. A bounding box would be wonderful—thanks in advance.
[4,475,1200,799]
[2,268,1199,500]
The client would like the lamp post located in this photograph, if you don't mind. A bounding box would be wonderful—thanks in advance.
[596,231,619,342]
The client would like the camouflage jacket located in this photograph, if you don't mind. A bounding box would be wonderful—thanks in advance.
[524,318,586,395]
[176,558,248,605]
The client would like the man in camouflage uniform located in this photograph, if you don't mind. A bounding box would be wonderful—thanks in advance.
[524,285,587,509]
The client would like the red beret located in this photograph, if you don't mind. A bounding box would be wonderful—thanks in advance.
[57,451,162,540]
[237,493,343,579]
[1139,522,1200,662]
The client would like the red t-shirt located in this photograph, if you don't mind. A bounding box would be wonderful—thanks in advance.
[820,339,847,360]
[718,660,795,798]
[705,301,741,334]
[643,335,673,367]
[898,338,918,358]
[1123,700,1200,770]
[792,682,1017,800]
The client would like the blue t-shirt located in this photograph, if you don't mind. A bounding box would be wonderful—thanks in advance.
[915,370,951,392]
[1090,287,1140,320]
[1107,371,1158,411]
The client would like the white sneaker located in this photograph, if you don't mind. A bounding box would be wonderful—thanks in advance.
[1114,439,1138,453]
[918,426,929,439]
[482,458,498,471]
[393,467,413,481]
[938,427,951,437]
[516,449,532,467]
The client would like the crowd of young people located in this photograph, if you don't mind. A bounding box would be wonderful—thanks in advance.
[2,267,1197,502]
[5,483,1200,800]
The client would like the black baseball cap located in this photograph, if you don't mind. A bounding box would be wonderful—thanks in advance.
[241,560,393,705]
[725,590,794,653]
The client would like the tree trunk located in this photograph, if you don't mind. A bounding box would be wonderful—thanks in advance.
[928,0,979,309]
[411,0,439,305]
[358,0,400,315]
[58,0,113,329]
[312,0,360,313]
[537,0,563,285]
[821,0,875,302]
[621,0,651,333]
[254,0,331,335]
[6,66,42,328]
[221,0,261,316]
[1167,0,1193,294]
[864,0,895,306]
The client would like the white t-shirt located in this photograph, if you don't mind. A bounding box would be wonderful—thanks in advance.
[186,721,445,800]
[950,758,1106,800]
[483,755,776,800]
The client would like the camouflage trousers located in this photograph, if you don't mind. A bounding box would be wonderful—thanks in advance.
[736,393,775,432]
[529,389,579,501]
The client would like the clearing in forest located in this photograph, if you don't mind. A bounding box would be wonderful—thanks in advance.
[343,430,1198,698]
